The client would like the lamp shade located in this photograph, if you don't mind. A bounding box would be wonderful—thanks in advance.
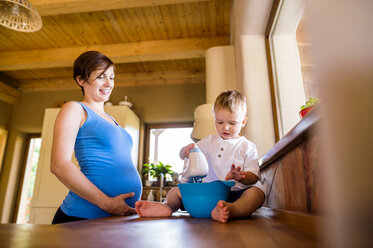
[190,103,217,142]
[0,0,42,32]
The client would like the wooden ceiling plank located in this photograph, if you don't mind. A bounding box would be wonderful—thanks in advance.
[191,2,203,37]
[132,8,154,41]
[120,9,143,42]
[168,5,183,39]
[0,36,229,71]
[112,10,136,43]
[96,12,120,44]
[126,9,146,41]
[208,1,217,36]
[145,7,169,40]
[216,0,225,34]
[175,4,189,38]
[34,0,212,16]
[104,11,128,43]
[43,15,76,48]
[223,0,231,33]
[81,13,108,45]
[18,70,205,92]
[183,3,196,37]
[141,8,162,41]
[33,19,59,48]
[54,14,82,47]
[200,1,210,36]
[159,5,175,39]
[216,0,225,35]
[0,81,21,105]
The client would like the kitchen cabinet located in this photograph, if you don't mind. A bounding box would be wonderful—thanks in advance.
[30,105,140,224]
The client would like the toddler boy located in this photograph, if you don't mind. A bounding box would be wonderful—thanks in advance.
[135,90,265,223]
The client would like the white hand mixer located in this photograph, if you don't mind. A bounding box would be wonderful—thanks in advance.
[180,146,209,183]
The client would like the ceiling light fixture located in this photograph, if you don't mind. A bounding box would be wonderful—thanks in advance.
[0,0,42,32]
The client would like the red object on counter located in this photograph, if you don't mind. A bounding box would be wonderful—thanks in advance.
[299,106,314,118]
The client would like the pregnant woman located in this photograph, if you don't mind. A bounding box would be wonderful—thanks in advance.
[51,51,142,224]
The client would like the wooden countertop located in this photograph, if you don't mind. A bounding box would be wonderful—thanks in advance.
[259,107,320,169]
[0,208,321,248]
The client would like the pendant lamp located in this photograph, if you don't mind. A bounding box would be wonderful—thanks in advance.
[0,0,42,32]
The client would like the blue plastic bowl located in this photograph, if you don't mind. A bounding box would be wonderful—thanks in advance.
[178,180,235,218]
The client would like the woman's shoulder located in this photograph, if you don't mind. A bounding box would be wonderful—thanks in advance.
[61,101,83,111]
[58,101,85,119]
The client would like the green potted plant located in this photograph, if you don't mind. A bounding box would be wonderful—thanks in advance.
[299,97,320,118]
[142,161,175,186]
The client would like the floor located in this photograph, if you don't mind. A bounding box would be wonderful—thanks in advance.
[0,208,322,248]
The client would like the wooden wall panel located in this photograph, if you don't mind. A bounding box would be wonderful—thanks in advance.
[281,147,308,212]
[267,161,286,210]
[261,161,278,207]
[262,132,322,214]
[302,135,323,214]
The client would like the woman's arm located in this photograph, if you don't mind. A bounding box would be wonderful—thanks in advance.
[50,101,135,215]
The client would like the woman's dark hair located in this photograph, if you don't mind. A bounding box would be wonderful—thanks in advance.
[73,51,115,95]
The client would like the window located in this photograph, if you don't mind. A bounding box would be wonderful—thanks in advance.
[15,136,41,224]
[144,123,193,181]
[268,0,317,137]
[296,15,318,99]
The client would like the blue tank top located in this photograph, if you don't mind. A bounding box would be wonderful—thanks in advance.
[60,102,142,218]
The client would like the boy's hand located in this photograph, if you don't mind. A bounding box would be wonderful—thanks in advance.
[225,164,246,181]
[181,143,196,159]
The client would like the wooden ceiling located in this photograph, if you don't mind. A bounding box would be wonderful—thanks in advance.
[0,0,232,105]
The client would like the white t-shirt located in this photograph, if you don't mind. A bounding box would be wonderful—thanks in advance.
[197,135,260,191]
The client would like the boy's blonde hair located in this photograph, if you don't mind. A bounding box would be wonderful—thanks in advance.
[214,90,247,114]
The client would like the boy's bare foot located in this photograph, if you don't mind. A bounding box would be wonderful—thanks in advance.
[135,200,173,217]
[211,200,231,223]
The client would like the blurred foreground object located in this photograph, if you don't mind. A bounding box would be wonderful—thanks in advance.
[307,0,373,247]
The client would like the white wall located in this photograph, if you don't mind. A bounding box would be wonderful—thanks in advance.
[232,0,275,156]
[205,46,237,103]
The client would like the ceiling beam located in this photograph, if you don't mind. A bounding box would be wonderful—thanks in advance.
[18,70,205,92]
[34,0,211,16]
[0,36,229,71]
[0,81,21,105]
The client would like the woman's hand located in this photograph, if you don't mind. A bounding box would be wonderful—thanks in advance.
[101,193,137,216]
[225,164,246,181]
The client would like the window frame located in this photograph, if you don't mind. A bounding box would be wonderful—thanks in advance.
[266,0,307,139]
[142,122,193,179]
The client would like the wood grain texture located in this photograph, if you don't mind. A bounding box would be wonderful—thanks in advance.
[0,36,229,71]
[302,135,323,214]
[17,70,205,92]
[0,0,232,92]
[34,0,212,16]
[0,81,21,105]
[281,147,308,212]
[0,208,320,248]
[260,116,322,214]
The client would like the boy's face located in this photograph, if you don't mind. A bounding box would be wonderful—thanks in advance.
[214,107,247,140]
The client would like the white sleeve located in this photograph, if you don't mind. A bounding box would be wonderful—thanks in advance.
[243,143,260,177]
[196,135,212,155]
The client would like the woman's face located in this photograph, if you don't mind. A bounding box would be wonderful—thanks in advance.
[81,66,115,103]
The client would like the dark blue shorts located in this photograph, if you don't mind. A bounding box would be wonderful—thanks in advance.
[228,188,248,202]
